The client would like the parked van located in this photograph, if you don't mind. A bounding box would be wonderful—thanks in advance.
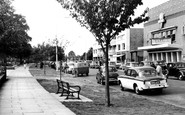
[72,62,89,77]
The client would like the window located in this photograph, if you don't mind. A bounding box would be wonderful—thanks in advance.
[122,43,125,50]
[125,69,131,76]
[131,70,138,77]
[118,44,120,50]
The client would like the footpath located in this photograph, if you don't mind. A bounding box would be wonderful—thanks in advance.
[0,66,76,115]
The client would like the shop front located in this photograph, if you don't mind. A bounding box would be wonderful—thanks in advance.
[139,0,185,63]
[138,44,182,63]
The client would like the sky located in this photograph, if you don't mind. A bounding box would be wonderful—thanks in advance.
[12,0,169,55]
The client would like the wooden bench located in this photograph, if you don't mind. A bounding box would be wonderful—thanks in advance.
[56,79,81,99]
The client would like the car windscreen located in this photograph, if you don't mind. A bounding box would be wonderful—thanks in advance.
[138,69,157,77]
[131,63,138,67]
[68,63,74,66]
[109,62,116,65]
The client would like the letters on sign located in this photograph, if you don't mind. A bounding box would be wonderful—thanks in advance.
[151,37,171,45]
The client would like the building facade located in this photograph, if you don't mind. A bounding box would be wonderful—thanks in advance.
[138,0,185,63]
[93,28,143,64]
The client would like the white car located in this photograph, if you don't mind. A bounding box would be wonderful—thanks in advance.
[118,66,168,94]
[66,62,75,74]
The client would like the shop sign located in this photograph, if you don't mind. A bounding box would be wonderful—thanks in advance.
[151,37,171,45]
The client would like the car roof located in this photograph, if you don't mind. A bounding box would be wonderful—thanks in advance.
[129,66,155,70]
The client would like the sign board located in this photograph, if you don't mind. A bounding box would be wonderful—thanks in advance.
[151,37,171,45]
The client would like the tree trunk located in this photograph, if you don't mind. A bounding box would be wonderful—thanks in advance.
[105,42,110,106]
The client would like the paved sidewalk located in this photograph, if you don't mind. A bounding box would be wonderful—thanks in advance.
[0,66,76,115]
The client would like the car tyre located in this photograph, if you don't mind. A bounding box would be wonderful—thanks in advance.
[134,85,141,95]
[101,79,105,85]
[178,74,183,80]
[119,81,124,91]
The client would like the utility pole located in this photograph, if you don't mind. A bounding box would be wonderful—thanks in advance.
[55,37,59,71]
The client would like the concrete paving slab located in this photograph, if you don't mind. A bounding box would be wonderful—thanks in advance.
[51,93,93,102]
[0,66,76,115]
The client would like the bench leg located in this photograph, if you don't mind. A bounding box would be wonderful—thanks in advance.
[56,88,59,94]
[61,90,64,96]
[77,92,80,99]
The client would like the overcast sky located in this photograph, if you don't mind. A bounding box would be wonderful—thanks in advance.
[12,0,169,55]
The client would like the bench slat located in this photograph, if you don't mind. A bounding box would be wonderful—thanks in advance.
[56,79,81,99]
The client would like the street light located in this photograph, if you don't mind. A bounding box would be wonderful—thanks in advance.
[55,37,59,71]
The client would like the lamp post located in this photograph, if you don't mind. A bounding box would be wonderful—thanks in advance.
[55,37,59,71]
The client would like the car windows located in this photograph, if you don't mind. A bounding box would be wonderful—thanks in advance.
[125,69,131,76]
[130,70,138,77]
[139,69,156,77]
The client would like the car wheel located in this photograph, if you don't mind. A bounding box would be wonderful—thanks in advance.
[101,79,105,85]
[119,81,124,91]
[163,69,169,76]
[178,74,183,80]
[134,85,141,95]
[96,78,99,84]
[86,73,89,76]
[75,71,78,77]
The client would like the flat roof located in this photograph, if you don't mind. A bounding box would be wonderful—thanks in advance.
[138,44,182,51]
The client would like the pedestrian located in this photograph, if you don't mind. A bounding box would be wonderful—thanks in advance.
[156,63,162,76]
[23,60,27,69]
[40,61,44,69]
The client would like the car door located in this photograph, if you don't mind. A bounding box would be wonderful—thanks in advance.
[121,69,133,89]
[127,69,138,90]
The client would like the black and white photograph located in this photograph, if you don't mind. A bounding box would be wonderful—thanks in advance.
[1,0,185,115]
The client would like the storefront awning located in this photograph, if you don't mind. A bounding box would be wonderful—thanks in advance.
[113,54,125,57]
[138,44,182,51]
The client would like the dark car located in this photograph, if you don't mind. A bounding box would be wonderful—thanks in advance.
[96,65,119,85]
[119,62,139,70]
[166,62,185,80]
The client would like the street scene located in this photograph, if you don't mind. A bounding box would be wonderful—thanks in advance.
[1,0,185,115]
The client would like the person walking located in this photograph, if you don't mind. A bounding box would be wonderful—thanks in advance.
[156,63,162,76]
[23,60,27,69]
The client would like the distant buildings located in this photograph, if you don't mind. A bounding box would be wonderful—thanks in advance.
[93,28,144,64]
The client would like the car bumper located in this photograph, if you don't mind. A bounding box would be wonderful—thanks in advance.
[140,84,168,91]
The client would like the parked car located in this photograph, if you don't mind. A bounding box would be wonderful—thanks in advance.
[90,61,99,69]
[66,62,75,74]
[140,61,156,68]
[119,62,139,70]
[118,66,168,94]
[96,65,119,85]
[6,63,15,69]
[166,62,185,80]
[109,61,120,69]
[72,62,89,77]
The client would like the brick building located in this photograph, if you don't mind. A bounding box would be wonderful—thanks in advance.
[138,0,185,62]
[93,28,144,64]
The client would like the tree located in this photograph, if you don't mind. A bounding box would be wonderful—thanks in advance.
[87,47,93,60]
[0,0,32,63]
[31,42,65,63]
[57,0,149,106]
[68,51,76,61]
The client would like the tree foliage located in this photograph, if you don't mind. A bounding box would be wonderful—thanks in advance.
[57,0,149,106]
[31,42,65,63]
[68,50,76,60]
[0,0,32,60]
[87,47,93,60]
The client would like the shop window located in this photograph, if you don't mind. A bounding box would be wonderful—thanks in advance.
[171,34,176,43]
[118,44,120,50]
[122,43,125,50]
